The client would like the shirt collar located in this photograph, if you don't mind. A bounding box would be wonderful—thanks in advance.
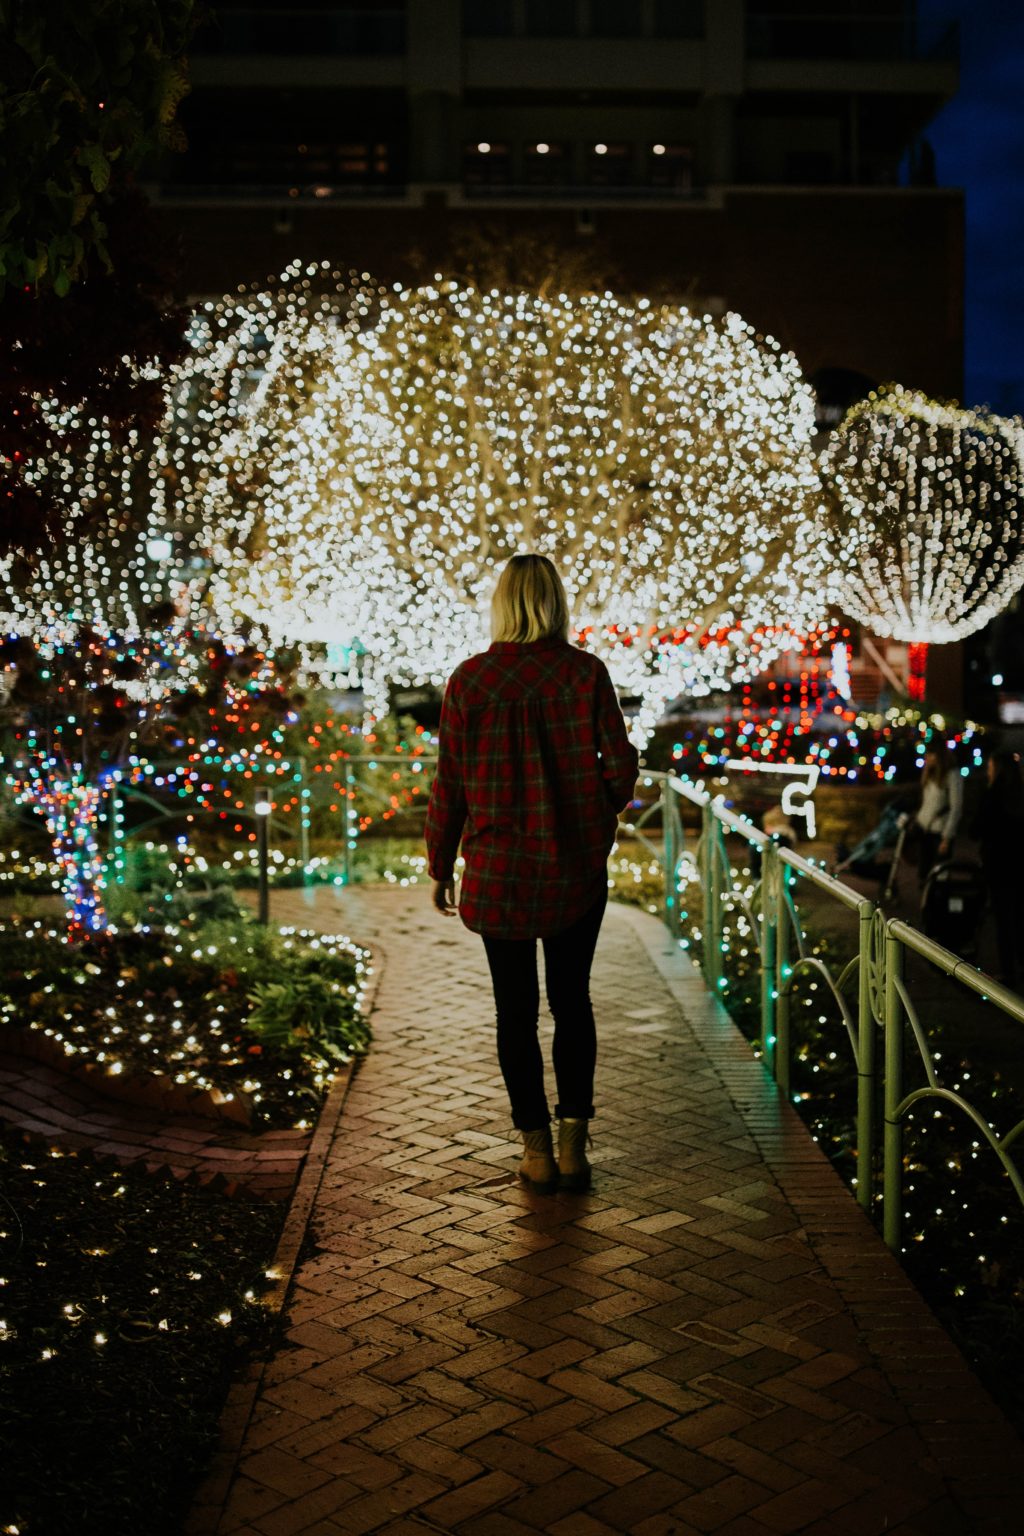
[488,637,567,653]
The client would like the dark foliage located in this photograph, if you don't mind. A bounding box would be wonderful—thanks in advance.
[1,0,202,554]
[0,1126,281,1536]
[0,194,189,554]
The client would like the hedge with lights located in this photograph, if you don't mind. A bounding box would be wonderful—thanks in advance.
[0,902,369,1128]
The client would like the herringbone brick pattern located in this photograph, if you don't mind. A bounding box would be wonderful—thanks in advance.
[195,886,1024,1535]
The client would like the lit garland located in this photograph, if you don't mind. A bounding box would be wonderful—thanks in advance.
[822,387,1024,662]
[125,715,435,836]
[669,702,983,784]
[163,265,833,744]
[15,775,106,939]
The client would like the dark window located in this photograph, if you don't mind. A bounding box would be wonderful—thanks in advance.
[590,1,641,38]
[745,2,913,61]
[461,0,514,37]
[205,6,407,56]
[463,141,511,186]
[525,0,577,38]
[647,142,693,190]
[586,140,632,186]
[783,149,836,184]
[523,140,569,185]
[653,0,704,38]
[171,89,407,190]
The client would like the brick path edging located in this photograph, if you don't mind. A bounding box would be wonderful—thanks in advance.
[0,1015,255,1125]
[185,945,382,1536]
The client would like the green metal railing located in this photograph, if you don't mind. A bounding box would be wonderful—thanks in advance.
[882,919,1024,1251]
[99,751,432,890]
[621,771,1024,1251]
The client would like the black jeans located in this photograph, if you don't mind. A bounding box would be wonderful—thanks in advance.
[481,891,607,1131]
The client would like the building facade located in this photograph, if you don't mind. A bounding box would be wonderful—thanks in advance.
[155,0,962,403]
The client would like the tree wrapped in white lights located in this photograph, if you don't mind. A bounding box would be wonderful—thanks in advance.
[185,274,832,742]
[0,413,202,938]
[822,386,1024,697]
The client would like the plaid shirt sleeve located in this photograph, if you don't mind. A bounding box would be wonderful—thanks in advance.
[424,674,468,880]
[595,662,640,812]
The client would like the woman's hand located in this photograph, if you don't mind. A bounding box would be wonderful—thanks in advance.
[431,878,457,916]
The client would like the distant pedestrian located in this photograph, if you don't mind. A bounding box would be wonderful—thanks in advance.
[913,742,963,880]
[425,554,639,1192]
[971,748,1024,986]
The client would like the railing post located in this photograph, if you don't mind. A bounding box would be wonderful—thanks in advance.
[107,779,125,885]
[856,902,876,1212]
[883,928,904,1251]
[760,842,777,1076]
[662,779,677,938]
[298,753,311,886]
[254,793,271,926]
[342,760,355,886]
[701,801,722,990]
[774,859,791,1096]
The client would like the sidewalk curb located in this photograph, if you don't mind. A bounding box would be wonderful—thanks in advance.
[184,936,383,1536]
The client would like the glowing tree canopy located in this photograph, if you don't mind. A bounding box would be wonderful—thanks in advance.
[178,268,832,741]
[822,386,1024,646]
[0,407,173,642]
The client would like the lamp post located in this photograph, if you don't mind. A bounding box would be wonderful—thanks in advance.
[254,795,272,924]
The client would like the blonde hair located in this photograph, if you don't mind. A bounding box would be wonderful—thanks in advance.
[491,554,570,644]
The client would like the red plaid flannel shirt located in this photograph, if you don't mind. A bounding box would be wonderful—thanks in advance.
[425,638,639,939]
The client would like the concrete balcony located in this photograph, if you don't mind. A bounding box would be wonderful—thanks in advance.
[463,37,705,93]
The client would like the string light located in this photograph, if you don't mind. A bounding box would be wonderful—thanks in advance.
[823,387,1024,671]
[172,267,831,745]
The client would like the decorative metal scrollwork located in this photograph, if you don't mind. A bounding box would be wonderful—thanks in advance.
[868,907,888,1027]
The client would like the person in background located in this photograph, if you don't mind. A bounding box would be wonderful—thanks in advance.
[914,741,963,880]
[425,553,639,1193]
[971,748,1024,986]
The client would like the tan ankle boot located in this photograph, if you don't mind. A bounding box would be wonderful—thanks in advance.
[557,1118,591,1191]
[519,1126,558,1192]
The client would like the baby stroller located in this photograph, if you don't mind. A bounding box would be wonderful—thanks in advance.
[835,796,912,902]
[920,860,987,959]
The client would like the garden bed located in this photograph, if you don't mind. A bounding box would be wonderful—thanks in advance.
[0,1125,283,1536]
[0,902,371,1131]
[0,892,375,1533]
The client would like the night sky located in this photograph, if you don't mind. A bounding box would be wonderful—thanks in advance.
[917,0,1024,416]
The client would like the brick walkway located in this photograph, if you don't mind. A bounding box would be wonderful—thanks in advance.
[195,886,1024,1536]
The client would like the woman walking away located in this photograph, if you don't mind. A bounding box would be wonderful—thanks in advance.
[913,741,963,881]
[425,554,639,1192]
[971,748,1024,987]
